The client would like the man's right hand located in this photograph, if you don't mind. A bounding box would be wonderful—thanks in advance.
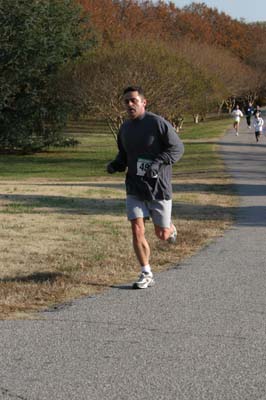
[106,162,116,174]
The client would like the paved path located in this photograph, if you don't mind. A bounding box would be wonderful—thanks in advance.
[1,118,266,400]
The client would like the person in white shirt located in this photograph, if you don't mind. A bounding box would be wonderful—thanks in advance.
[253,111,264,142]
[232,105,244,136]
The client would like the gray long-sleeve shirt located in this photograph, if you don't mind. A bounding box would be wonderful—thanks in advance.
[112,111,184,200]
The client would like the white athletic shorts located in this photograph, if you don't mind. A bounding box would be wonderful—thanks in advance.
[126,195,172,228]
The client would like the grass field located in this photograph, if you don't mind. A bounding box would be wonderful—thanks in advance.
[0,117,237,319]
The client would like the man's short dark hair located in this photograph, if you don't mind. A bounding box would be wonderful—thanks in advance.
[123,86,145,97]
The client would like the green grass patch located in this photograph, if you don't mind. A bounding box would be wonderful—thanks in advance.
[179,118,230,140]
[0,134,118,180]
[175,142,222,174]
[175,119,231,177]
[0,119,231,180]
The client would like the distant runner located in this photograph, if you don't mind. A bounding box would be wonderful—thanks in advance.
[254,111,264,142]
[245,102,254,129]
[232,105,244,136]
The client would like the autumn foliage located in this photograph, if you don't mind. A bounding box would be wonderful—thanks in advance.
[61,0,266,127]
[76,0,265,58]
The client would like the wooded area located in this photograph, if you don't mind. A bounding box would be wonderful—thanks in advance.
[1,0,266,152]
[65,0,266,132]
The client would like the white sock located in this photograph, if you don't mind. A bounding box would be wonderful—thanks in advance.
[141,265,151,274]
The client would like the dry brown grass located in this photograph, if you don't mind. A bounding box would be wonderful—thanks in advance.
[0,171,237,319]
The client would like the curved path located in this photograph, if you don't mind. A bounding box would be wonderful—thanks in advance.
[1,117,266,400]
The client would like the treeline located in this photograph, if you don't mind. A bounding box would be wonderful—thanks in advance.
[78,0,264,61]
[67,0,266,130]
[1,0,266,153]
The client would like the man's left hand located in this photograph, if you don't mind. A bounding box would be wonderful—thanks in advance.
[145,162,160,178]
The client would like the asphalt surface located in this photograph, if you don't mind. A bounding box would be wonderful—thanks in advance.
[1,117,266,400]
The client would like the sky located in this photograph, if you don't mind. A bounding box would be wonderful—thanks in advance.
[171,0,266,23]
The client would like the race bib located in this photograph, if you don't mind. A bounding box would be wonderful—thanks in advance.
[136,158,152,176]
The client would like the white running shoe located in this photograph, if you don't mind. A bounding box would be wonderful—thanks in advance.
[235,132,239,136]
[167,225,177,244]
[132,272,155,289]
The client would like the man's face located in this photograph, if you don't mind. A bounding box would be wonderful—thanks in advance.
[123,91,147,119]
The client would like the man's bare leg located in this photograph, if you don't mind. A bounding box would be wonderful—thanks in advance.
[130,218,150,266]
[131,218,154,289]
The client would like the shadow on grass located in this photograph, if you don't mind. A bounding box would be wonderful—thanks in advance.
[2,191,266,226]
[9,180,265,197]
[0,193,126,216]
[0,271,63,284]
[17,182,126,190]
[1,179,266,225]
[188,141,266,148]
[172,182,266,196]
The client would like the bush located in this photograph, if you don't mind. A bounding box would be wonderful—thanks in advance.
[0,0,95,153]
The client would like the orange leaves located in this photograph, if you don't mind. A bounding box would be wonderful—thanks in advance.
[75,0,266,62]
[71,1,266,110]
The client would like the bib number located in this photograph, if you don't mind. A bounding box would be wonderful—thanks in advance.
[136,158,152,176]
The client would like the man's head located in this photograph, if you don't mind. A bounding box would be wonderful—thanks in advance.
[123,86,147,119]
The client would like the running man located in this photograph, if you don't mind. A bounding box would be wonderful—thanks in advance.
[245,102,254,129]
[254,105,261,117]
[107,86,184,289]
[232,104,244,136]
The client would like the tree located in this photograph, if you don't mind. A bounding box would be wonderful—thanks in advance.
[71,0,265,124]
[59,40,201,138]
[176,39,259,114]
[179,2,258,60]
[77,0,178,45]
[0,0,95,153]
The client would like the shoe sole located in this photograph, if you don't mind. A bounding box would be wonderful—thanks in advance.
[132,279,155,289]
[167,236,176,244]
